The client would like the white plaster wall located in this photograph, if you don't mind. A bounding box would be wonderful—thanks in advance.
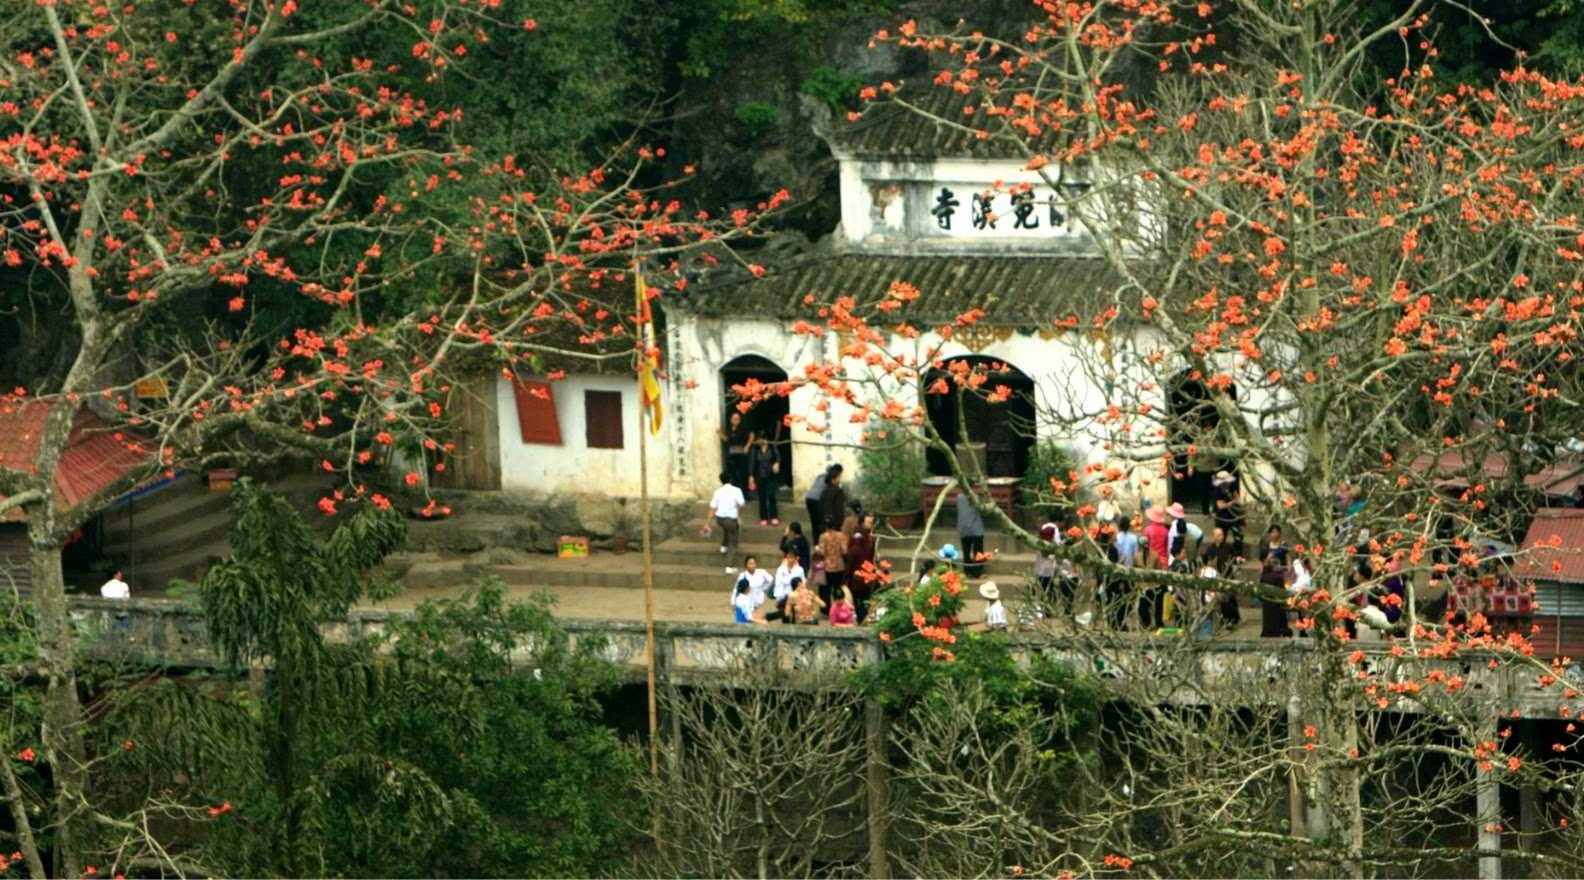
[502,315,1289,508]
[670,314,865,500]
[496,374,657,498]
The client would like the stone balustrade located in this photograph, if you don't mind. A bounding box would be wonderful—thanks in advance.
[62,597,1577,718]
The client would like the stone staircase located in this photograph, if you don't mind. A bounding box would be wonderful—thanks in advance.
[101,472,351,591]
[385,518,1042,598]
[101,474,233,588]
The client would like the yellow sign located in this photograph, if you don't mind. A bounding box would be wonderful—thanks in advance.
[135,378,169,399]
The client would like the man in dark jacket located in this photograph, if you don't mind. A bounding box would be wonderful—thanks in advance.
[804,464,840,535]
[818,468,848,535]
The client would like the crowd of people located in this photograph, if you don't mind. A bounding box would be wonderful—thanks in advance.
[711,459,1417,639]
[714,463,883,627]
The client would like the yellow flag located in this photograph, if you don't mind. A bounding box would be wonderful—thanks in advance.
[636,274,663,435]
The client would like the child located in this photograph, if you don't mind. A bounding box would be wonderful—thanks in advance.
[829,586,858,627]
[732,578,758,624]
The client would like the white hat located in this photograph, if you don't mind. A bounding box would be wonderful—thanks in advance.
[978,581,1000,601]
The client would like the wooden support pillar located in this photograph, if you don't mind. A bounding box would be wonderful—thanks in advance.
[1517,720,1540,852]
[1286,695,1307,839]
[865,697,889,880]
[1478,715,1502,880]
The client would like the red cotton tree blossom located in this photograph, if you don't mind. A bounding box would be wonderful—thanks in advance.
[0,1,768,873]
[754,0,1584,873]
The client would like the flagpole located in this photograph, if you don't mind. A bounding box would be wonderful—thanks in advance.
[640,379,659,782]
[635,272,661,787]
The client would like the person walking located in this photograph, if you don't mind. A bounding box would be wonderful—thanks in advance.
[1140,506,1170,629]
[803,466,837,536]
[845,513,878,622]
[749,437,781,525]
[1205,526,1242,627]
[705,471,746,573]
[817,517,853,605]
[956,487,987,578]
[1258,524,1292,637]
[719,411,754,493]
[1113,517,1139,630]
[1212,469,1243,552]
[819,468,849,536]
[1034,521,1058,602]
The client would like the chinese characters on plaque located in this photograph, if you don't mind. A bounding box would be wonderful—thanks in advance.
[930,181,1092,238]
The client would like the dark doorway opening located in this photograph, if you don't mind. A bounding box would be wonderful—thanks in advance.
[720,354,792,491]
[1168,372,1236,514]
[924,356,1036,478]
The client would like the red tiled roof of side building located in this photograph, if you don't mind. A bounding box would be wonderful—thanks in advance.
[1518,509,1584,585]
[0,400,152,522]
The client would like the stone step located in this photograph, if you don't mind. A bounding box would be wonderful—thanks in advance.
[651,536,1039,568]
[104,508,232,557]
[129,537,232,589]
[101,478,231,541]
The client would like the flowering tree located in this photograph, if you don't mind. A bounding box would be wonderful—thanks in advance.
[0,1,769,873]
[753,0,1584,873]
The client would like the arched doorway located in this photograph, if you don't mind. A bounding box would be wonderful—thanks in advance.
[1168,372,1236,513]
[924,356,1036,478]
[720,354,792,493]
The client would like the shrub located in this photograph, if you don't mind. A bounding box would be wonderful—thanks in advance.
[733,101,781,139]
[1020,441,1080,521]
[857,420,927,512]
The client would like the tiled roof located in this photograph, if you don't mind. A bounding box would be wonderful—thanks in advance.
[831,84,1065,159]
[1410,449,1584,495]
[672,253,1127,326]
[1519,509,1584,585]
[0,401,153,522]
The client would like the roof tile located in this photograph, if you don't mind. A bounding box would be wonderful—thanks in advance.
[0,401,152,521]
[675,253,1125,326]
[1519,509,1584,585]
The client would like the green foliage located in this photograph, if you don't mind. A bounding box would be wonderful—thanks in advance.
[677,0,890,78]
[97,485,638,877]
[734,101,782,139]
[801,65,863,111]
[857,420,927,512]
[1019,441,1080,521]
[854,568,1024,708]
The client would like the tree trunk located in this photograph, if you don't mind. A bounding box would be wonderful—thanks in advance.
[28,538,87,878]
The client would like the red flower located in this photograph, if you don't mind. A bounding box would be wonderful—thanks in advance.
[16,747,34,763]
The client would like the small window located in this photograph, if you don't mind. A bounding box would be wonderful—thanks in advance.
[584,390,624,449]
[512,379,563,445]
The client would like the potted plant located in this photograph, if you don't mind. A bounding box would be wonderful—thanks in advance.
[1019,441,1079,525]
[857,421,927,530]
[610,502,635,554]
